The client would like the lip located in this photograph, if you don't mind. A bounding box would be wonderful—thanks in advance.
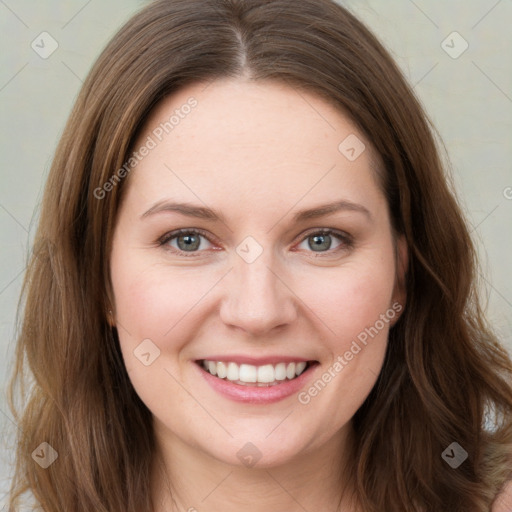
[194,359,319,404]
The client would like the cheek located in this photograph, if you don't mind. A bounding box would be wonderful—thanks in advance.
[111,239,398,355]
[110,255,221,366]
[298,256,397,346]
[293,250,396,403]
[110,259,212,412]
[292,267,396,439]
[112,269,190,337]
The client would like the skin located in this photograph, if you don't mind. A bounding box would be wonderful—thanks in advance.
[109,78,408,512]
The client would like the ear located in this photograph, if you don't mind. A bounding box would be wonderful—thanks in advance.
[390,233,408,326]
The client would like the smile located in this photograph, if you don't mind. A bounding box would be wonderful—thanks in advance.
[199,359,310,387]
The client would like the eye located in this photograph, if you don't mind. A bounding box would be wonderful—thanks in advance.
[158,228,353,257]
[158,228,214,256]
[296,229,353,255]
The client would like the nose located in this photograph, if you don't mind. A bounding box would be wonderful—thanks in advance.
[219,248,298,337]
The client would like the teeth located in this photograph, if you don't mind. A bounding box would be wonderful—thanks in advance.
[295,361,307,375]
[257,364,275,383]
[239,364,257,383]
[200,360,310,385]
[216,361,227,379]
[275,363,287,380]
[207,361,217,376]
[226,362,239,381]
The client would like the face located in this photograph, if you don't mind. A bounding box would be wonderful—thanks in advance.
[109,78,407,469]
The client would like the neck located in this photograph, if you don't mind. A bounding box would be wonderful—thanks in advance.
[151,420,360,512]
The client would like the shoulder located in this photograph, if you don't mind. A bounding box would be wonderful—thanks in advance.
[492,479,512,512]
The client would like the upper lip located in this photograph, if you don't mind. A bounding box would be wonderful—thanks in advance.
[197,355,317,366]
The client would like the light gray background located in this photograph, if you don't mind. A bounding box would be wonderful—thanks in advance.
[1,0,511,507]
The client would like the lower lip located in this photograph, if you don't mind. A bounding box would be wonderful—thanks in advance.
[195,361,318,404]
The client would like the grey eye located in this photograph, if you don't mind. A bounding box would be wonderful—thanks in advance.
[308,233,333,252]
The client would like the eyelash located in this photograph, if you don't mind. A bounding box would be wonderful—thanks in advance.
[157,228,354,258]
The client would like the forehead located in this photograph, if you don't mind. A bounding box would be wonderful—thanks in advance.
[123,78,384,215]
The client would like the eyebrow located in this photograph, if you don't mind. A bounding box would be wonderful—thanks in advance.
[141,199,372,223]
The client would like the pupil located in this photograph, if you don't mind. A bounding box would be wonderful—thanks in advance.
[178,234,200,251]
[310,234,331,252]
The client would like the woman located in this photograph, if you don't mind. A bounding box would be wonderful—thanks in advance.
[7,0,512,510]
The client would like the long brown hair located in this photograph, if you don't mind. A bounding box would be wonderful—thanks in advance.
[7,0,512,510]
